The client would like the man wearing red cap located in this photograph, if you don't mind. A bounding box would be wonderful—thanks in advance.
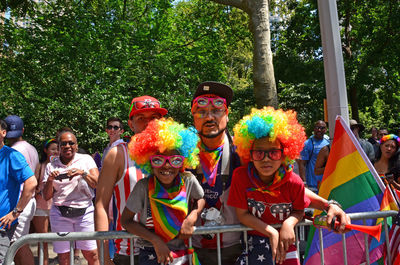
[95,96,167,265]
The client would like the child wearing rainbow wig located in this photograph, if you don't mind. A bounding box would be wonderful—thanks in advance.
[227,107,307,265]
[121,118,205,265]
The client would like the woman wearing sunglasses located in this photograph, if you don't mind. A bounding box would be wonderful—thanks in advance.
[121,118,204,265]
[43,129,99,265]
[228,107,307,265]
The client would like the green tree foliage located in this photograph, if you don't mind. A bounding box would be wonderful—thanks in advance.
[0,0,253,152]
[1,0,398,152]
[272,0,399,135]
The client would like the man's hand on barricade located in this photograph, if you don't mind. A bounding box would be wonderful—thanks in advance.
[326,203,351,233]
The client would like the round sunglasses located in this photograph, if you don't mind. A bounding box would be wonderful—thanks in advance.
[150,155,185,168]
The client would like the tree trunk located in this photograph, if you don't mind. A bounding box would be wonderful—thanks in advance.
[210,0,278,108]
[247,0,277,108]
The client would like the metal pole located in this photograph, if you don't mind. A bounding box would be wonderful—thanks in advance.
[99,240,104,265]
[363,219,370,265]
[216,233,221,265]
[188,237,193,265]
[39,242,44,265]
[69,241,74,264]
[342,233,348,265]
[317,0,349,136]
[295,226,300,260]
[384,218,392,265]
[319,228,324,264]
[130,238,134,265]
[243,231,248,265]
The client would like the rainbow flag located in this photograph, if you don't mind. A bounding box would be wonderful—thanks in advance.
[304,116,387,265]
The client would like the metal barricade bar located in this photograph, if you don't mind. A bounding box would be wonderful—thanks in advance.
[4,211,397,265]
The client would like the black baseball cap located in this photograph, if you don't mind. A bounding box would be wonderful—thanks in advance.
[192,81,233,107]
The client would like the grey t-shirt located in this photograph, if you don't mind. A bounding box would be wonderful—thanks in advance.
[125,171,204,250]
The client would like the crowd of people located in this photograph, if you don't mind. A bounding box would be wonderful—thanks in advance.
[3,81,398,265]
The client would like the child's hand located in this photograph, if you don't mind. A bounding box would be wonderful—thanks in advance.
[279,221,296,252]
[178,218,195,239]
[268,227,281,264]
[153,238,174,264]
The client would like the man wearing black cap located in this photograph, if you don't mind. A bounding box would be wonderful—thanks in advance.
[95,96,167,265]
[190,81,242,264]
[350,119,375,161]
[0,119,37,264]
[4,115,38,265]
[190,82,351,265]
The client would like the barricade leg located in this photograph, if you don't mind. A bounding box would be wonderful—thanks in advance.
[342,233,347,265]
[216,233,221,265]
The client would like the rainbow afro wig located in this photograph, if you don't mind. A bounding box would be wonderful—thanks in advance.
[233,107,306,165]
[128,117,200,174]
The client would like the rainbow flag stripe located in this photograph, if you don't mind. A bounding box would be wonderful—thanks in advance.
[199,142,224,187]
[149,175,188,242]
[304,116,386,265]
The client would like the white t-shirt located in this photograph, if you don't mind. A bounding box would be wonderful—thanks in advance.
[43,153,97,208]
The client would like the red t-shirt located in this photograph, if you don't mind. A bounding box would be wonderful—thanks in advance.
[228,165,308,237]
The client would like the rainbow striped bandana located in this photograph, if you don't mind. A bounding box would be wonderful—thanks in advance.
[148,175,188,242]
[199,141,224,187]
[246,163,293,197]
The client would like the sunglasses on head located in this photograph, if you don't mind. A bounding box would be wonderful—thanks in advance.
[194,97,226,109]
[106,125,120,130]
[130,100,161,112]
[250,149,283,161]
[150,155,185,168]
[60,141,76,147]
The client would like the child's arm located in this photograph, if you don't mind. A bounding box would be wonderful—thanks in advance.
[279,209,304,252]
[179,198,205,239]
[121,207,174,264]
[235,208,281,262]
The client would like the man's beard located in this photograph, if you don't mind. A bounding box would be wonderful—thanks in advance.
[198,122,226,139]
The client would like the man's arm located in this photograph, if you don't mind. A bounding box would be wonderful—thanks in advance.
[314,146,329,176]
[305,188,351,232]
[94,145,124,264]
[0,176,37,229]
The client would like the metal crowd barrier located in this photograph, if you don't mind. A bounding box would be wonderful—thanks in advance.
[4,210,397,265]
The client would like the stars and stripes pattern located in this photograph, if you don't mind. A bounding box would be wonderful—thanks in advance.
[139,247,201,265]
[387,212,400,265]
[114,142,144,255]
[236,235,299,265]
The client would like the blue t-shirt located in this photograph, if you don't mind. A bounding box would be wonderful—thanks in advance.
[0,145,34,229]
[300,135,330,189]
